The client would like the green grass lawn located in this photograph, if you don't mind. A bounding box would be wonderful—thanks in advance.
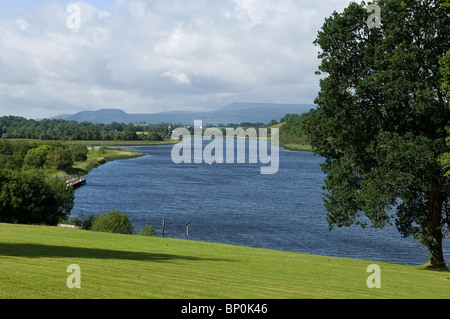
[0,223,448,299]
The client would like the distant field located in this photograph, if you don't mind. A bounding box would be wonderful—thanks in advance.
[6,138,178,147]
[0,223,448,299]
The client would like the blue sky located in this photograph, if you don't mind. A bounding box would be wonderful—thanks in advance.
[0,0,358,119]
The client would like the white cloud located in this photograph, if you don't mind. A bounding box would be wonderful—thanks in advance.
[15,18,29,30]
[162,70,191,85]
[0,0,360,119]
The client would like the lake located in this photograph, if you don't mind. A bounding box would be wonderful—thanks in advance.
[71,139,450,266]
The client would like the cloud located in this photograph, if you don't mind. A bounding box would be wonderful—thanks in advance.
[162,70,191,85]
[0,0,359,119]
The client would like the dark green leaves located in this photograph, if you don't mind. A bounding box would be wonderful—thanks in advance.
[306,0,450,266]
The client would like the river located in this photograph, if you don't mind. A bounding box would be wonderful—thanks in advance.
[71,140,450,265]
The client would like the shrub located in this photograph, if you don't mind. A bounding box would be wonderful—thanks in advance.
[0,169,74,226]
[70,145,88,162]
[137,224,157,237]
[90,210,134,234]
[98,146,107,154]
[23,145,52,169]
[62,213,95,230]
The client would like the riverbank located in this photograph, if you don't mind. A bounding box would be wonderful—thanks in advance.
[0,222,448,299]
[280,143,312,152]
[36,139,177,177]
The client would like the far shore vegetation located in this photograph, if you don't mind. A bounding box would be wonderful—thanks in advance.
[1,222,448,299]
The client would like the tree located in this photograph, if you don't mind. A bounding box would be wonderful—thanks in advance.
[441,50,450,99]
[23,145,52,169]
[90,210,134,234]
[121,124,138,140]
[303,0,450,268]
[45,146,74,171]
[0,169,74,225]
[138,224,157,237]
[69,144,88,162]
[439,49,450,172]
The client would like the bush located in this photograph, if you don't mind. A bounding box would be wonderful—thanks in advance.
[90,210,134,234]
[70,145,88,162]
[98,146,107,154]
[0,169,74,225]
[62,213,95,230]
[23,145,52,169]
[138,224,157,237]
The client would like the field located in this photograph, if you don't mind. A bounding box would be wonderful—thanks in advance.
[0,223,448,299]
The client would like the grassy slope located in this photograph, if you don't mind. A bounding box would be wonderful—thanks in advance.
[0,223,448,299]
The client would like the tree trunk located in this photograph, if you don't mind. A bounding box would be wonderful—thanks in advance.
[426,183,446,269]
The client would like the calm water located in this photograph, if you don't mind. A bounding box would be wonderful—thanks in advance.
[71,140,450,265]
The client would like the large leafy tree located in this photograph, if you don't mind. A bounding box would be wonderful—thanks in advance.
[304,0,450,268]
[0,169,74,226]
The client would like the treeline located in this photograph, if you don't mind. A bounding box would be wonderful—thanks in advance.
[0,139,87,171]
[278,109,315,146]
[0,116,168,141]
[0,115,305,142]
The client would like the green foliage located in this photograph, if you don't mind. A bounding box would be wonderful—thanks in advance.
[144,131,164,141]
[439,50,450,174]
[138,224,157,237]
[44,146,73,171]
[441,50,450,97]
[90,210,134,235]
[0,139,36,169]
[62,213,94,230]
[98,146,107,154]
[280,114,302,123]
[279,109,316,146]
[0,169,74,225]
[23,145,52,169]
[0,116,172,141]
[305,0,450,267]
[69,144,88,162]
[0,139,91,173]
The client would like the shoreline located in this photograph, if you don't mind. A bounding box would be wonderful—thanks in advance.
[45,139,177,178]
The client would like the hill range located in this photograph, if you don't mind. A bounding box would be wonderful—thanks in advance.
[51,102,315,125]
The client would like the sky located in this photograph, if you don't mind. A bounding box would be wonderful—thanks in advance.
[0,0,360,119]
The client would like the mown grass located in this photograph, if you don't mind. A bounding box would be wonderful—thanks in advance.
[0,223,448,299]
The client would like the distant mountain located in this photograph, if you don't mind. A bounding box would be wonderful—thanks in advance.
[53,109,129,123]
[50,103,316,125]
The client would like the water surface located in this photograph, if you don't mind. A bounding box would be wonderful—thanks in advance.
[72,141,450,265]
